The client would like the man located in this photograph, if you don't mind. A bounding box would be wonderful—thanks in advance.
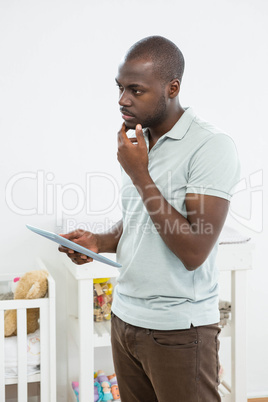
[59,36,240,401]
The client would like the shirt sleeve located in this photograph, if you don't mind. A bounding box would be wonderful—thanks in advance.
[186,133,240,201]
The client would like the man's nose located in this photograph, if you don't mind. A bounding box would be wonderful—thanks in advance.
[118,90,132,107]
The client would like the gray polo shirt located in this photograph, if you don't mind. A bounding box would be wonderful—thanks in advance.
[113,107,240,330]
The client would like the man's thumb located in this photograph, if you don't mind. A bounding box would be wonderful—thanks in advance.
[60,229,85,240]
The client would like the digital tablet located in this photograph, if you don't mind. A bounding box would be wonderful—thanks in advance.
[26,224,122,268]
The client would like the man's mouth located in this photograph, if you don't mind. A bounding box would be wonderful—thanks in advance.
[120,110,135,120]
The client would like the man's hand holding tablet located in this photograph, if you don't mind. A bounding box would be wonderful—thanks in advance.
[58,229,99,265]
[26,224,121,268]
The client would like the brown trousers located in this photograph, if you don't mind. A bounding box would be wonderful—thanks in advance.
[111,312,221,402]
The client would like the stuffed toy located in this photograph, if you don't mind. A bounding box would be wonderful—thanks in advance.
[72,380,104,402]
[96,370,113,401]
[4,270,49,337]
[94,381,103,402]
[72,372,121,402]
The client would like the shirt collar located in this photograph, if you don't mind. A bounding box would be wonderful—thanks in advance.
[165,107,196,140]
[144,107,195,141]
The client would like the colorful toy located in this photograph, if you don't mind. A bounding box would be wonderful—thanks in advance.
[107,374,120,400]
[96,370,113,400]
[96,370,109,383]
[107,374,117,386]
[94,380,103,402]
[93,279,113,322]
[11,277,21,293]
[4,270,49,337]
[111,384,120,400]
[101,381,113,401]
[72,371,120,401]
[72,381,79,400]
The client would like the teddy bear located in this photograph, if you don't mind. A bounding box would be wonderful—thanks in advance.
[4,270,49,337]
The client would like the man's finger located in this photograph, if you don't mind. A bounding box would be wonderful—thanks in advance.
[80,255,93,262]
[58,245,74,254]
[123,122,129,133]
[118,122,130,143]
[129,137,138,144]
[59,229,85,241]
[135,124,146,145]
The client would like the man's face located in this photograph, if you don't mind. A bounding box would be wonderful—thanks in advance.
[115,59,168,130]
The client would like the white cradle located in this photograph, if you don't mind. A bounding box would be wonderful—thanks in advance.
[0,260,56,402]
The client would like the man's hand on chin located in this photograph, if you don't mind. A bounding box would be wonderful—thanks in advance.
[117,122,149,183]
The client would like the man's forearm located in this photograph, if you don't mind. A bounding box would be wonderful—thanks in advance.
[131,173,228,270]
[132,175,199,268]
[95,219,123,254]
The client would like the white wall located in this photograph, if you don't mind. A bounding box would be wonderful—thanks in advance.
[0,0,267,399]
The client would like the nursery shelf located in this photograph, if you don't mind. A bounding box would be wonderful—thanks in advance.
[68,315,112,348]
[94,320,112,347]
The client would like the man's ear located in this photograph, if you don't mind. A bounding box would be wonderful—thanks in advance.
[168,79,180,99]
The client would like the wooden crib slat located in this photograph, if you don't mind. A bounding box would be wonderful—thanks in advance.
[17,308,27,402]
[0,310,5,401]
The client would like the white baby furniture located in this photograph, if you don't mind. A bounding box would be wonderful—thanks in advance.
[64,232,253,402]
[0,260,56,402]
[64,253,119,402]
[217,240,253,402]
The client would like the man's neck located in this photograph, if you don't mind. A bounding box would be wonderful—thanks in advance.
[148,106,185,149]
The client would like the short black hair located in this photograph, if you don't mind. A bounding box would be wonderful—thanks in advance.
[125,36,185,84]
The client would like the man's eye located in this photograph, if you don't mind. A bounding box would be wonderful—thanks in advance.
[133,89,142,95]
